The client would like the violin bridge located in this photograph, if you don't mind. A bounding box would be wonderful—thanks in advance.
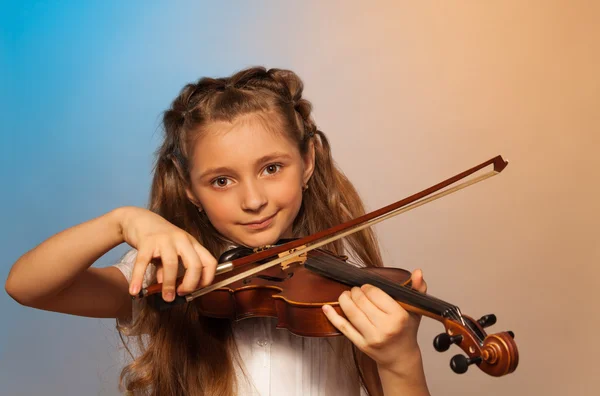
[279,246,308,270]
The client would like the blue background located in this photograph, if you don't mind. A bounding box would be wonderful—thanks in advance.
[1,2,310,393]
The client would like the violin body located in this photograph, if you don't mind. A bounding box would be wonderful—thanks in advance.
[148,241,518,376]
[194,248,412,337]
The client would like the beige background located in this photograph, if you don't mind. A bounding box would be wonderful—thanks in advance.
[276,1,598,395]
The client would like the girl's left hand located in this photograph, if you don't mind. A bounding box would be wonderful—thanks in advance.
[322,269,427,373]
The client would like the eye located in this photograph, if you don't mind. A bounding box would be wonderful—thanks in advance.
[211,177,232,189]
[263,163,282,175]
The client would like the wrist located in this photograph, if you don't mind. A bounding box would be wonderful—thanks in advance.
[377,346,424,379]
[377,348,429,396]
[109,206,131,244]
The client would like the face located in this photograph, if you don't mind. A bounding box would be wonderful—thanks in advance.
[186,113,314,248]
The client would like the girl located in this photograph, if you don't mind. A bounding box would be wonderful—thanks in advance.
[6,67,430,396]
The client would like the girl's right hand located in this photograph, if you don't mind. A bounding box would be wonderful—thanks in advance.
[119,206,217,302]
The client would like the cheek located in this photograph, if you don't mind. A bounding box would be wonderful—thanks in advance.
[268,178,303,212]
[200,193,236,226]
[280,186,302,208]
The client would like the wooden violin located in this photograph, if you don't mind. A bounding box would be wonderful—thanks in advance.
[134,155,519,377]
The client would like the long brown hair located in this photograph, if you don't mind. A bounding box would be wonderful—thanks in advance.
[117,67,384,395]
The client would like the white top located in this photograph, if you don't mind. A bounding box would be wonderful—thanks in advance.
[113,250,367,396]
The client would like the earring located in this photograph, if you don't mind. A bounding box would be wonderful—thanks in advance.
[302,184,309,192]
[197,207,203,213]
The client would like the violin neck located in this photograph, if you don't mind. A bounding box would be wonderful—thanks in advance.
[305,253,459,320]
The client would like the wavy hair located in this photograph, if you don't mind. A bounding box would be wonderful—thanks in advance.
[117,67,384,395]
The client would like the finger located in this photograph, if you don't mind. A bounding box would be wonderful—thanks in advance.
[322,304,366,350]
[156,266,163,284]
[130,248,153,295]
[176,242,203,295]
[348,286,388,333]
[360,284,404,315]
[160,246,179,302]
[411,269,427,293]
[407,270,427,323]
[338,290,377,339]
[192,240,217,287]
[361,284,418,336]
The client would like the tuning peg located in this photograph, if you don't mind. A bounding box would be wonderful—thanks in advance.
[477,314,497,328]
[433,333,463,352]
[508,330,515,338]
[450,354,483,374]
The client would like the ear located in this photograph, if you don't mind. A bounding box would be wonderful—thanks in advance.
[302,140,316,186]
[185,187,203,211]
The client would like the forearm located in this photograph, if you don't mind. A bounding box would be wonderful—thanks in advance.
[5,207,126,305]
[378,349,430,396]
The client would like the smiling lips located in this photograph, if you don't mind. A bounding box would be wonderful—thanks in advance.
[242,212,277,230]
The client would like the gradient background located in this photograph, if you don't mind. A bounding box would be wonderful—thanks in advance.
[1,1,598,395]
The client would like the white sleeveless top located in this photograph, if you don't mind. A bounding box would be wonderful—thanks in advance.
[113,250,367,396]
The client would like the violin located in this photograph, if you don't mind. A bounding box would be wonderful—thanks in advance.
[134,155,519,377]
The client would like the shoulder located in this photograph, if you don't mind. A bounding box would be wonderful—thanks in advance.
[112,249,137,279]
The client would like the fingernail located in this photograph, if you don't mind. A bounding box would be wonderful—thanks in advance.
[164,291,174,301]
[131,284,140,295]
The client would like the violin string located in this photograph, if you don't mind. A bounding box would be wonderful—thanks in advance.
[342,260,470,329]
[336,257,453,314]
[343,258,484,343]
[339,256,460,316]
[305,254,486,343]
[366,275,462,323]
[310,256,485,345]
[305,255,453,317]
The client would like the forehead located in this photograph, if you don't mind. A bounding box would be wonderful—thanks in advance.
[190,113,299,172]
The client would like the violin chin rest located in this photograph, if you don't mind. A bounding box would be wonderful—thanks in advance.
[217,246,255,263]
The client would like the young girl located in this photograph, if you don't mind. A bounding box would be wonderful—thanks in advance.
[6,67,430,396]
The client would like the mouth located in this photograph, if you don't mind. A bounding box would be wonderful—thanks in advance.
[241,212,277,230]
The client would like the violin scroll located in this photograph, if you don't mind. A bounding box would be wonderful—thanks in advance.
[437,314,518,376]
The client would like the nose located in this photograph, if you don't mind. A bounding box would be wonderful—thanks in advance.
[240,180,267,212]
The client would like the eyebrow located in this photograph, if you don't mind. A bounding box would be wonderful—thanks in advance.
[197,152,293,180]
